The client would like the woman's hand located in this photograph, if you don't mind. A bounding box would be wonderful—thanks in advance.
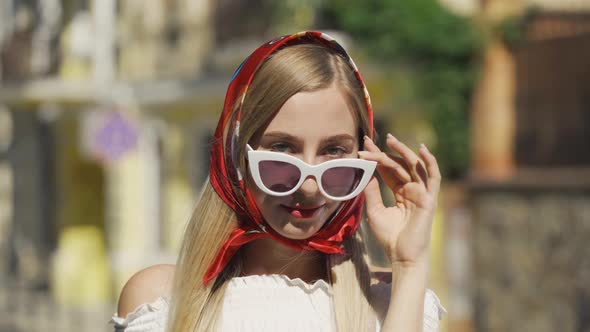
[358,134,441,269]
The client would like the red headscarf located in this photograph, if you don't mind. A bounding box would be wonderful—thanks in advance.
[205,31,374,285]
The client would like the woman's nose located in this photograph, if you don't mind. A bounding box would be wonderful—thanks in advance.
[298,175,321,197]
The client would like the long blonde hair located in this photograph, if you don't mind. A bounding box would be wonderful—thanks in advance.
[167,43,377,332]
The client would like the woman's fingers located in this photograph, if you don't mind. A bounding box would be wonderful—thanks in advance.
[361,134,441,198]
[362,137,412,184]
[358,150,412,185]
[385,134,428,185]
[419,144,441,195]
[363,176,385,220]
[399,182,433,210]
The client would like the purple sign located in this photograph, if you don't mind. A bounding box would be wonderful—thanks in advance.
[93,112,138,163]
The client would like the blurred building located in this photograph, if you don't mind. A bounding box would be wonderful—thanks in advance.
[440,0,590,331]
[0,0,280,330]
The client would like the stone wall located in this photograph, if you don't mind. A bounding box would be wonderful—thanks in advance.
[472,181,590,331]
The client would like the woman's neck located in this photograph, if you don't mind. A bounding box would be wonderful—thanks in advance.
[240,237,327,283]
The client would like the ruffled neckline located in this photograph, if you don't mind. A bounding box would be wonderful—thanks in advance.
[114,273,333,323]
[228,274,332,294]
[110,295,169,325]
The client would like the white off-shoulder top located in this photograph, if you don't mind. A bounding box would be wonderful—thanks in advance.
[109,274,447,332]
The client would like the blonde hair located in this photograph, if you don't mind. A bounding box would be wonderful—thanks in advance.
[167,44,376,332]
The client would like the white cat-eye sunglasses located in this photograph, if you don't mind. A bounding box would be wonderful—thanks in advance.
[246,144,377,201]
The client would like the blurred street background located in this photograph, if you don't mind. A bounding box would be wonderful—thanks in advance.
[0,0,589,331]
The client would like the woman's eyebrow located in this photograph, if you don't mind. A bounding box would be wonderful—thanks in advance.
[262,132,303,145]
[320,134,356,144]
[262,132,355,145]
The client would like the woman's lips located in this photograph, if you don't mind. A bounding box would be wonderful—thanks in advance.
[281,204,324,219]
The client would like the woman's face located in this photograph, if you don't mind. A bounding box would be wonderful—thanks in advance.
[248,85,360,240]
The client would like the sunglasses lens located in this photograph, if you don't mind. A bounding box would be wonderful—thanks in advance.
[259,160,301,193]
[321,167,364,197]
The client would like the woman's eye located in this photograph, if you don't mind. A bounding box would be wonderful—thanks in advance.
[325,146,347,156]
[270,142,291,152]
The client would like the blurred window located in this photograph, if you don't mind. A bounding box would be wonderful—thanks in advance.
[213,0,275,44]
[514,12,590,166]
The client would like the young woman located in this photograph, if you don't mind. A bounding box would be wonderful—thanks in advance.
[111,31,446,332]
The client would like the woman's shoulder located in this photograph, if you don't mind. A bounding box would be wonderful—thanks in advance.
[116,264,175,319]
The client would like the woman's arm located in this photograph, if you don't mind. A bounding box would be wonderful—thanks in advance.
[359,134,442,331]
[380,260,429,331]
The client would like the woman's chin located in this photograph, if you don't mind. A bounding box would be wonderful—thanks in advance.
[276,229,316,240]
[272,220,323,240]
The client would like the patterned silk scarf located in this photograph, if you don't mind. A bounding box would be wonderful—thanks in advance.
[205,31,374,285]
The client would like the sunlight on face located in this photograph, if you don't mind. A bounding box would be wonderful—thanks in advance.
[248,85,360,240]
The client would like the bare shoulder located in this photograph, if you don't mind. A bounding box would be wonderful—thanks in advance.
[117,264,176,318]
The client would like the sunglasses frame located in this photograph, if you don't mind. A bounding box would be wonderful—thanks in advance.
[246,144,377,201]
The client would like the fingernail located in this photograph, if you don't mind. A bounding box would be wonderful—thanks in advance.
[387,133,397,141]
[358,151,369,157]
[364,135,375,145]
[420,143,428,151]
